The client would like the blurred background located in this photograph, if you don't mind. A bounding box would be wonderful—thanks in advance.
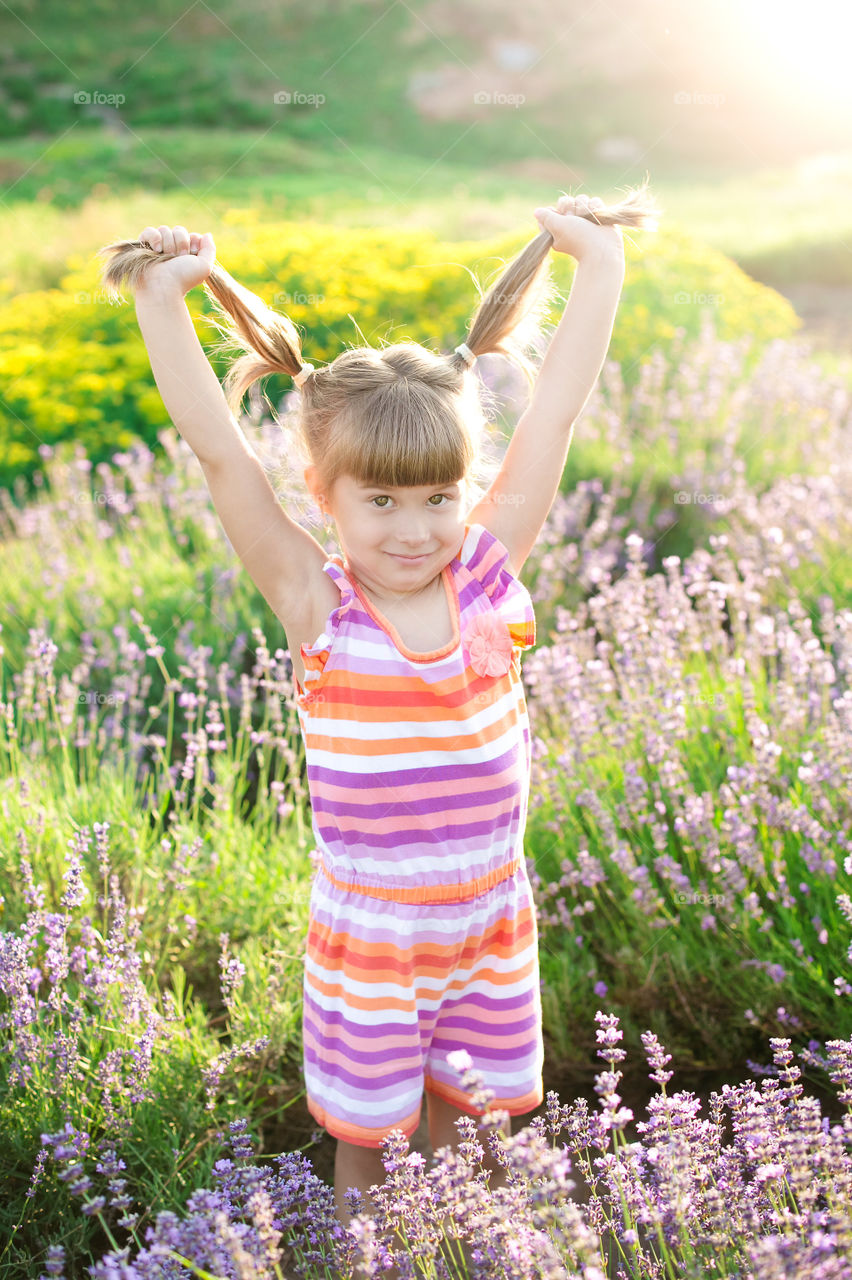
[0,0,850,340]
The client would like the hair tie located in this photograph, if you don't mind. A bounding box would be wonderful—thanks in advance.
[454,342,476,368]
[292,362,315,389]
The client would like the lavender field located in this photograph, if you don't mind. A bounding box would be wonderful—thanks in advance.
[2,321,852,1277]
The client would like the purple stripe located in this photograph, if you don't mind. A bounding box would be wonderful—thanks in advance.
[321,653,454,680]
[430,1037,538,1065]
[313,778,520,820]
[440,988,534,1014]
[307,748,522,789]
[305,1034,419,1070]
[303,993,414,1034]
[314,811,516,850]
[303,1009,537,1065]
[308,904,526,946]
[305,1052,419,1092]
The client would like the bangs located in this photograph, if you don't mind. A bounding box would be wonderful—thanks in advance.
[329,382,473,489]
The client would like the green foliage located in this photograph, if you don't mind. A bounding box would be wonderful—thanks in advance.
[0,214,798,495]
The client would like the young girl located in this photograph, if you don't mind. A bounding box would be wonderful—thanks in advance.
[100,185,658,1217]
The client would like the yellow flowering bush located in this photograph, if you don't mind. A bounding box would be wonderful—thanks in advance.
[0,219,798,492]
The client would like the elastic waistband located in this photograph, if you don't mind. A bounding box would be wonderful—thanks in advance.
[318,858,521,905]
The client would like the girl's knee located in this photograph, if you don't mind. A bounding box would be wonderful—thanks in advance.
[335,1136,386,1180]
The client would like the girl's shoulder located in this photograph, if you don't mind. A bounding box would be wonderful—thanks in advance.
[456,521,519,599]
[456,522,536,652]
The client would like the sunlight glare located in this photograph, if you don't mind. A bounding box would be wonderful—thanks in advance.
[739,0,852,105]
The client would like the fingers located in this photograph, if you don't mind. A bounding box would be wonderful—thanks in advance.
[137,225,209,254]
[554,194,606,219]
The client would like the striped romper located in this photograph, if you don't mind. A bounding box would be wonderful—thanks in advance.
[293,521,544,1147]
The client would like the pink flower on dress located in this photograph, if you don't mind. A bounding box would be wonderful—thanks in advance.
[462,612,514,677]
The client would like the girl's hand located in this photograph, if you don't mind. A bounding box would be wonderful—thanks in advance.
[533,195,624,263]
[135,224,216,297]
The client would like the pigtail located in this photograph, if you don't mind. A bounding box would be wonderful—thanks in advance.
[456,177,662,390]
[97,240,305,416]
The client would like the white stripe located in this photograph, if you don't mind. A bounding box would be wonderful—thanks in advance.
[303,719,529,772]
[304,960,536,1005]
[304,1074,425,1118]
[427,1062,543,1090]
[308,891,529,936]
[311,845,522,880]
[302,692,519,742]
[308,628,462,671]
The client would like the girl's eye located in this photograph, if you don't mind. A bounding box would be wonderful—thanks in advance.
[369,493,451,508]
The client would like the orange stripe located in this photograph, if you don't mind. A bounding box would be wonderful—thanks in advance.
[317,858,520,904]
[306,1096,422,1147]
[300,676,521,721]
[442,961,536,991]
[303,701,524,757]
[303,667,468,695]
[304,973,417,1011]
[424,1076,543,1116]
[327,797,518,839]
[307,914,536,972]
[305,955,536,1004]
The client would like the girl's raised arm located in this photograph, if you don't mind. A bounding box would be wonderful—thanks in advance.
[130,229,239,469]
[99,225,329,641]
[466,194,636,575]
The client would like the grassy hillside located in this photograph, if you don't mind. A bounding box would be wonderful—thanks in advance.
[0,0,660,165]
[2,131,851,297]
[1,0,848,170]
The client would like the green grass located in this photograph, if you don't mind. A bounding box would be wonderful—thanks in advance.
[1,129,850,306]
[0,0,660,167]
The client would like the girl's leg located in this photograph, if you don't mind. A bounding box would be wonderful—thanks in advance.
[425,1092,511,1187]
[336,1140,403,1280]
[425,1095,511,1274]
[334,1138,388,1223]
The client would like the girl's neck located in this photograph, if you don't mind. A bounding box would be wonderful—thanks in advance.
[349,564,447,612]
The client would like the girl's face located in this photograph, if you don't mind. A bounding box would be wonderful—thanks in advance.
[314,471,468,598]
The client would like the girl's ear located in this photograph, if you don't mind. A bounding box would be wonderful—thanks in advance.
[303,464,320,499]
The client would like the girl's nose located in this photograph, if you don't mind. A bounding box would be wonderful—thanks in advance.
[398,523,430,543]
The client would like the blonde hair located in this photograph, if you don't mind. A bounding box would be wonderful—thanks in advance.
[100,182,660,499]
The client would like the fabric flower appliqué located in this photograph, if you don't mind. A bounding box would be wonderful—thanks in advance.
[462,612,514,677]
